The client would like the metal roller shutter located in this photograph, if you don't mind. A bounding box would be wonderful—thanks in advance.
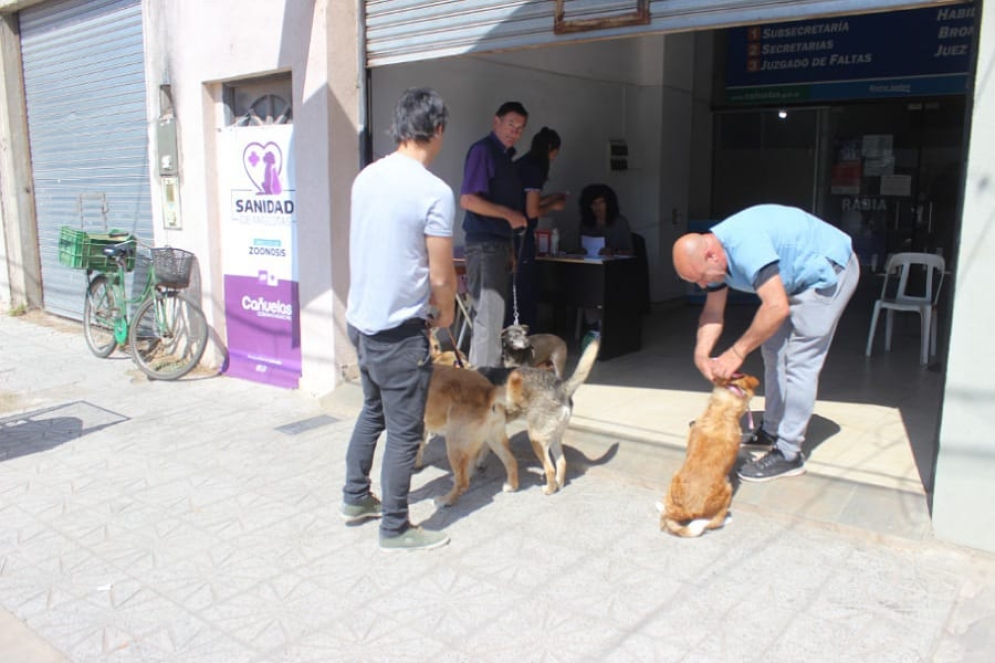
[21,0,151,319]
[365,0,963,67]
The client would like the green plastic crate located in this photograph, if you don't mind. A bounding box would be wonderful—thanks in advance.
[58,226,135,271]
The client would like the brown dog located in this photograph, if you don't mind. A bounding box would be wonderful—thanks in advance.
[420,364,518,507]
[501,324,568,378]
[660,373,760,537]
[428,327,470,368]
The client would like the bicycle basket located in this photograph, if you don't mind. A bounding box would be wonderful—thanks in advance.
[151,247,195,288]
[58,226,136,271]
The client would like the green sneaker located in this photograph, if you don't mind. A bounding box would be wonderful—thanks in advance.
[340,494,382,523]
[378,526,450,552]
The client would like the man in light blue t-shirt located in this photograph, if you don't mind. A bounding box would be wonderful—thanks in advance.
[672,204,859,482]
[341,88,457,552]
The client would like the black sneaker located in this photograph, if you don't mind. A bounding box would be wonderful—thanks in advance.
[742,426,776,450]
[738,448,805,482]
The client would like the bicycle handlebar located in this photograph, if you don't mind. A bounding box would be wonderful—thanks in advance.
[102,240,137,261]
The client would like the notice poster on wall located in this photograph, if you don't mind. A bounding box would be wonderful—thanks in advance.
[880,174,912,197]
[861,134,893,159]
[830,161,862,195]
[219,125,301,388]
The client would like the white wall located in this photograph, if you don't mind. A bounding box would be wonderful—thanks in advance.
[931,2,995,551]
[656,33,697,301]
[143,0,353,396]
[0,198,8,312]
[370,33,700,303]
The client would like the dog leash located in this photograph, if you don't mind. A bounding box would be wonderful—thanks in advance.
[510,226,527,327]
[446,327,465,368]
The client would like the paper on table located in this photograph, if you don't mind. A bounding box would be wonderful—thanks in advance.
[581,235,606,258]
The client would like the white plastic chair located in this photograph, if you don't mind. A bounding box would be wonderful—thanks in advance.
[865,252,945,365]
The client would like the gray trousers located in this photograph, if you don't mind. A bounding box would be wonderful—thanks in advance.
[344,322,431,536]
[761,253,860,458]
[465,239,511,368]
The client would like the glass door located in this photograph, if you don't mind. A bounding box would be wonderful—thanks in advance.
[711,109,820,220]
[817,98,966,268]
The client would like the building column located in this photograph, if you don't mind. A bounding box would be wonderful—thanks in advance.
[931,4,995,552]
[0,13,41,311]
[295,0,360,397]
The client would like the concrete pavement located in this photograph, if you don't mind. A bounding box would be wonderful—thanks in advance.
[2,310,994,662]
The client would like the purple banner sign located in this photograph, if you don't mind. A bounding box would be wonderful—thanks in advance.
[221,125,300,388]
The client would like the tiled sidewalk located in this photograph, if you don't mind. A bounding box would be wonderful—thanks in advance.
[1,312,994,662]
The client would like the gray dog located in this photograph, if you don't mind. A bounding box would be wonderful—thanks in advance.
[501,324,568,378]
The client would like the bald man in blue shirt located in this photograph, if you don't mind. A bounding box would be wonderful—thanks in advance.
[672,204,859,482]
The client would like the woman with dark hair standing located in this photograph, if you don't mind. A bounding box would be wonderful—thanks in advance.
[509,127,567,329]
[578,183,633,255]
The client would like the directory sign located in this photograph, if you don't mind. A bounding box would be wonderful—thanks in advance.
[725,3,976,103]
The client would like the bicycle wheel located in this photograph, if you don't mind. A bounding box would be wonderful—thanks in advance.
[128,291,208,380]
[82,275,118,357]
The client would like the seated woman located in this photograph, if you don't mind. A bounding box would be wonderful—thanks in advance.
[576,184,635,334]
[578,184,633,256]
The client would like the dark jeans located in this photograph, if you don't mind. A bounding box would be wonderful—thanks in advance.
[344,322,432,536]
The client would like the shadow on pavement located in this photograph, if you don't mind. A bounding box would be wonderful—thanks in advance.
[0,401,128,462]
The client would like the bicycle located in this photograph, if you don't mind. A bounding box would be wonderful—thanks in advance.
[59,226,209,380]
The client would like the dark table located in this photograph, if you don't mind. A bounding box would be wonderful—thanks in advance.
[536,255,643,360]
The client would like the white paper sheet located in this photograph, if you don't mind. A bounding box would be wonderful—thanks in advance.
[581,235,606,258]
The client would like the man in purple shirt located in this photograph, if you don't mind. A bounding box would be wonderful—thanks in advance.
[460,102,529,367]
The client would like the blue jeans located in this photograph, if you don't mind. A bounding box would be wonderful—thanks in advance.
[465,239,511,367]
[344,322,432,536]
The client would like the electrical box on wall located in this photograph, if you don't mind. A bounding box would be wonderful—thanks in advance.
[157,117,179,176]
[162,176,181,229]
[609,139,628,171]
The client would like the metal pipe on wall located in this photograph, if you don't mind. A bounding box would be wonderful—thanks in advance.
[357,0,371,168]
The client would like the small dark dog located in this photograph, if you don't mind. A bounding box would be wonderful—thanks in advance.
[501,324,568,378]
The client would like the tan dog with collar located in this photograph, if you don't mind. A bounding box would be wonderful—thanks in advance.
[661,373,760,537]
